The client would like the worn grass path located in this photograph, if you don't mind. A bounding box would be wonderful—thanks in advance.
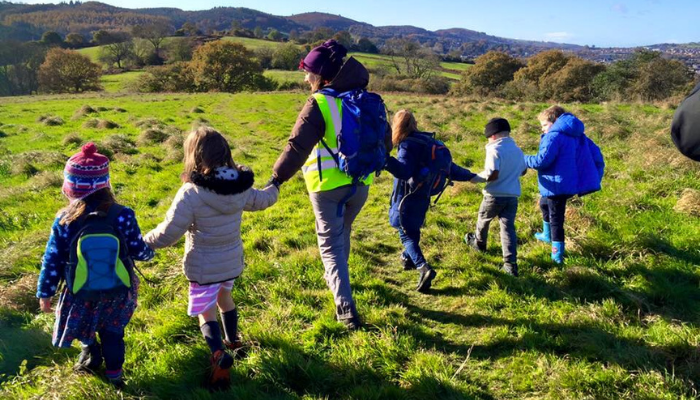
[0,92,698,399]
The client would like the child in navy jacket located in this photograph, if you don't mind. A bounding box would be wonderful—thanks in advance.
[385,110,475,292]
[37,143,154,387]
[525,106,604,263]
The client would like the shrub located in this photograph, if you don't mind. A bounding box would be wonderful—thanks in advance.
[137,62,195,93]
[453,51,523,97]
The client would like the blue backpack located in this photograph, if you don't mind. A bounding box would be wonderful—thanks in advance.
[317,88,388,182]
[404,132,454,204]
[65,204,134,299]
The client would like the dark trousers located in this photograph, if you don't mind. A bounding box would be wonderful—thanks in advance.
[398,227,427,268]
[475,196,518,265]
[99,329,125,372]
[539,195,570,242]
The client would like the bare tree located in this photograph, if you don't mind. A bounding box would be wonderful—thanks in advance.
[132,21,172,56]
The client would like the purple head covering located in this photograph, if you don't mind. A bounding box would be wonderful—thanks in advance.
[299,39,348,81]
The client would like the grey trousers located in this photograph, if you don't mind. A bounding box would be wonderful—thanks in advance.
[475,195,518,265]
[309,184,369,319]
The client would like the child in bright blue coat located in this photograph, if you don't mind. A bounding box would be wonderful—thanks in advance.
[385,110,475,292]
[525,106,604,263]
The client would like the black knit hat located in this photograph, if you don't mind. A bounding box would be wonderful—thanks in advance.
[484,118,511,138]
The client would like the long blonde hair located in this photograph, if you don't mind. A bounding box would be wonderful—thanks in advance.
[182,126,235,181]
[391,109,418,146]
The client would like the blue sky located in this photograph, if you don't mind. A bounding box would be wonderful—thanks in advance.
[15,0,700,47]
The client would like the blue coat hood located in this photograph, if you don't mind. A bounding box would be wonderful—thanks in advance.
[552,113,584,138]
[524,113,605,197]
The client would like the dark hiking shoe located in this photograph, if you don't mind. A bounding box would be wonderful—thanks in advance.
[338,314,362,330]
[223,338,248,360]
[208,349,233,390]
[502,263,518,277]
[401,253,416,271]
[465,233,485,252]
[416,264,437,293]
[107,375,125,390]
[74,342,103,374]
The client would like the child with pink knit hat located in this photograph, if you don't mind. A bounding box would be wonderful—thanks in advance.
[37,143,154,388]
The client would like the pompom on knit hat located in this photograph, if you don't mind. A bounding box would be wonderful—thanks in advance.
[298,39,348,81]
[484,117,511,138]
[62,142,111,202]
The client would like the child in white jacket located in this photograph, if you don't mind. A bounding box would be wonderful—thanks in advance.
[144,126,278,389]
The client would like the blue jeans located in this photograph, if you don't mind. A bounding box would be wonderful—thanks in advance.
[398,227,427,268]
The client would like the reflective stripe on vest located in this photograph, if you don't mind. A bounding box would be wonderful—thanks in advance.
[302,93,373,192]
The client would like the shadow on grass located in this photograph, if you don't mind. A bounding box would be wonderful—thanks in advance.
[0,309,72,382]
[402,303,700,389]
[132,334,490,400]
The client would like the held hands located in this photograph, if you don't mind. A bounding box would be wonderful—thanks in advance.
[39,297,52,313]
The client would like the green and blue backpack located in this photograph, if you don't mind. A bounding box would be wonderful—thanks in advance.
[65,204,134,299]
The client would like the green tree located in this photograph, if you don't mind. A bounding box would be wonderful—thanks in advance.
[272,43,303,70]
[0,41,46,96]
[253,26,263,38]
[164,37,195,63]
[182,22,199,37]
[513,50,570,87]
[332,31,353,49]
[64,33,84,49]
[356,38,378,54]
[38,48,101,93]
[189,41,267,92]
[632,57,693,101]
[541,57,605,102]
[267,29,282,41]
[41,31,63,47]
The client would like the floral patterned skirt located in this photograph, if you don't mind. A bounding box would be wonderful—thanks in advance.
[52,280,139,348]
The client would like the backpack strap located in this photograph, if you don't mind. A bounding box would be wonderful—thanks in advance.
[104,203,156,286]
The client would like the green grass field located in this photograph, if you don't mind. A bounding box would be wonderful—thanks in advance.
[0,92,698,399]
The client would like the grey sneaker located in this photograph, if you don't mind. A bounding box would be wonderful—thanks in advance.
[416,264,437,293]
[502,263,518,277]
[465,233,485,252]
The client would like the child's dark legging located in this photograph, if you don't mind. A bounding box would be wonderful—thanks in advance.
[539,195,571,242]
[99,329,125,374]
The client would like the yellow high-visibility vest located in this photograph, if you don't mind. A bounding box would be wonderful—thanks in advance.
[302,93,373,192]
